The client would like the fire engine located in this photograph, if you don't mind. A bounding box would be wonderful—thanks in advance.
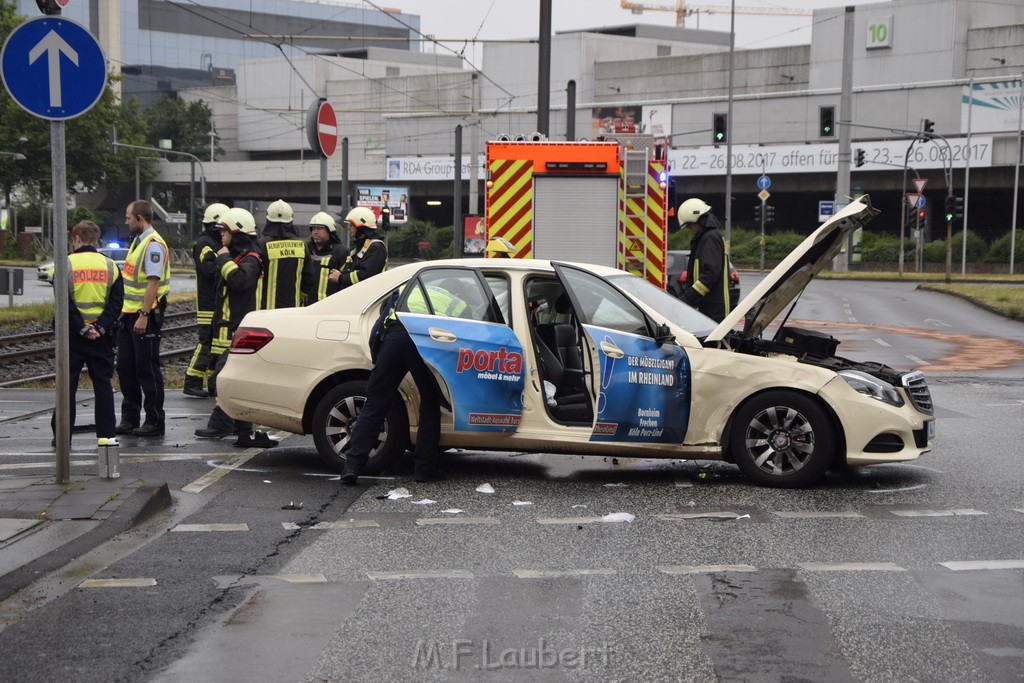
[484,133,671,288]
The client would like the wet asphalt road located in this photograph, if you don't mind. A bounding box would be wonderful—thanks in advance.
[0,278,1022,681]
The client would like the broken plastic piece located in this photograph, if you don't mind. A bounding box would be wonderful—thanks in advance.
[511,500,533,506]
[475,483,495,494]
[601,512,635,523]
[281,501,304,510]
[386,487,412,500]
[411,499,436,505]
[442,509,463,514]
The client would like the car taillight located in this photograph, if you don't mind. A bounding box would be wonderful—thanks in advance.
[730,269,739,284]
[230,327,274,354]
[679,270,687,283]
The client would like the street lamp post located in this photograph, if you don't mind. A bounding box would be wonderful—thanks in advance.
[0,152,26,238]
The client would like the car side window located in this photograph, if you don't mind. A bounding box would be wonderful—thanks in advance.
[402,268,502,323]
[484,273,511,326]
[558,266,651,337]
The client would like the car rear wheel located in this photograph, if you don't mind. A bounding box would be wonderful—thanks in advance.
[311,380,408,475]
[728,391,835,488]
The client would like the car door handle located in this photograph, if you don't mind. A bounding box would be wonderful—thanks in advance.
[600,341,624,358]
[427,327,457,343]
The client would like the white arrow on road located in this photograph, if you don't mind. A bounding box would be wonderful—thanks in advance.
[28,30,78,108]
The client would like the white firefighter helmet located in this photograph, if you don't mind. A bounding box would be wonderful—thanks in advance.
[677,198,712,225]
[485,237,518,256]
[345,206,378,229]
[202,202,230,225]
[309,211,338,235]
[266,199,294,223]
[218,207,257,236]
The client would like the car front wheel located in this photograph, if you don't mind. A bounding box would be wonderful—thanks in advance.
[311,380,408,475]
[728,391,835,488]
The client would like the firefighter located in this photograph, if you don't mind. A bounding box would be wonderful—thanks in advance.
[51,220,124,447]
[116,199,170,437]
[194,207,276,447]
[485,236,517,258]
[341,282,466,485]
[678,197,729,323]
[259,199,307,309]
[303,212,350,303]
[183,202,229,398]
[337,206,388,289]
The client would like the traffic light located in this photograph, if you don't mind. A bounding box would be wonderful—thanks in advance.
[35,0,61,15]
[944,195,955,222]
[854,148,865,167]
[904,203,917,226]
[712,113,727,144]
[754,204,763,223]
[922,118,935,134]
[819,106,835,138]
[953,196,964,220]
[379,205,391,230]
[917,209,927,226]
[765,204,775,224]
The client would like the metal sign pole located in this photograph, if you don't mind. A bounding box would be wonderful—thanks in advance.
[52,120,71,483]
[320,156,328,212]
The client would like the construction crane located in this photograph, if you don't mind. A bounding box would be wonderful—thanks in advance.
[620,0,811,27]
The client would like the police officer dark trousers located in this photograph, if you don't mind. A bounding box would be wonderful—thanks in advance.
[52,220,124,446]
[341,285,464,485]
[116,199,170,437]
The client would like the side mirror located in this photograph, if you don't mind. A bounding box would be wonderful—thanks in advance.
[654,323,675,346]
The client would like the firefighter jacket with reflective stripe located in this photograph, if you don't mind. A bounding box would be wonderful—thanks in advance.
[68,247,123,332]
[338,237,387,290]
[258,236,307,309]
[211,250,263,351]
[304,240,350,303]
[192,228,221,325]
[682,226,728,322]
[122,229,170,313]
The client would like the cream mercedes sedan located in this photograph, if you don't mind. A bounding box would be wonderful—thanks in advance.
[217,197,934,488]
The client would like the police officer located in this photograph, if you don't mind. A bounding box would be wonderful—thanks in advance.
[194,208,276,448]
[183,202,229,397]
[337,206,388,290]
[51,221,124,447]
[341,282,465,485]
[303,212,350,303]
[116,199,170,437]
[678,197,730,322]
[259,199,307,309]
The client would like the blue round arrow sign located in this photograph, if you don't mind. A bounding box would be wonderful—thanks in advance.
[1,16,106,121]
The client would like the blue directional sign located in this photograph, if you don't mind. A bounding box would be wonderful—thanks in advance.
[757,174,771,190]
[1,16,106,121]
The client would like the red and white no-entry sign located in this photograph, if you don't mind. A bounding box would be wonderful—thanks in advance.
[305,98,338,158]
[317,101,337,157]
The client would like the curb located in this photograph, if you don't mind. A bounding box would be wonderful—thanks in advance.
[0,482,171,602]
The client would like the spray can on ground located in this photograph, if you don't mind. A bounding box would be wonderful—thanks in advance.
[97,437,120,479]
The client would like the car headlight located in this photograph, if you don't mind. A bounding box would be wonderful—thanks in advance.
[838,370,904,407]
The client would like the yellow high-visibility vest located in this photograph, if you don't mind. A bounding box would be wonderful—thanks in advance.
[122,230,170,313]
[69,251,118,323]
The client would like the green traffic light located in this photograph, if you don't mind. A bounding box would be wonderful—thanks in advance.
[715,132,724,141]
[823,125,831,134]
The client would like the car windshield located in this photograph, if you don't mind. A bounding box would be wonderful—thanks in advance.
[607,273,720,337]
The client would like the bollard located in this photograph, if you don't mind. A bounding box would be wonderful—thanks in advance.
[97,437,120,479]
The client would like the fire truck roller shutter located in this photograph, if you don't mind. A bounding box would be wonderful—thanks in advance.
[532,176,619,269]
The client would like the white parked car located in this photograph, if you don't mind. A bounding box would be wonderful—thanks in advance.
[217,197,934,488]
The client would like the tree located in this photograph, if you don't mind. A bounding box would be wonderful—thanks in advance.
[144,94,222,160]
[0,0,151,205]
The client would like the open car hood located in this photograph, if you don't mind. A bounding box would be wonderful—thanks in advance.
[705,195,880,343]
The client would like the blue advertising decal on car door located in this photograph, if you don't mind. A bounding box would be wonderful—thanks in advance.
[582,324,690,443]
[399,314,525,432]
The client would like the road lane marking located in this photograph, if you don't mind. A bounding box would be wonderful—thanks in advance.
[212,574,328,587]
[939,559,1024,571]
[797,562,905,572]
[182,452,258,493]
[874,338,892,347]
[658,564,756,574]
[172,523,250,532]
[79,578,157,588]
[281,520,380,530]
[366,569,474,580]
[657,512,743,521]
[416,517,500,526]
[906,355,927,365]
[513,569,615,578]
[890,509,986,517]
[536,516,604,525]
[774,511,865,519]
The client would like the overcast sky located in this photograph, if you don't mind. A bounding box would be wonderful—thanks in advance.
[362,0,886,66]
